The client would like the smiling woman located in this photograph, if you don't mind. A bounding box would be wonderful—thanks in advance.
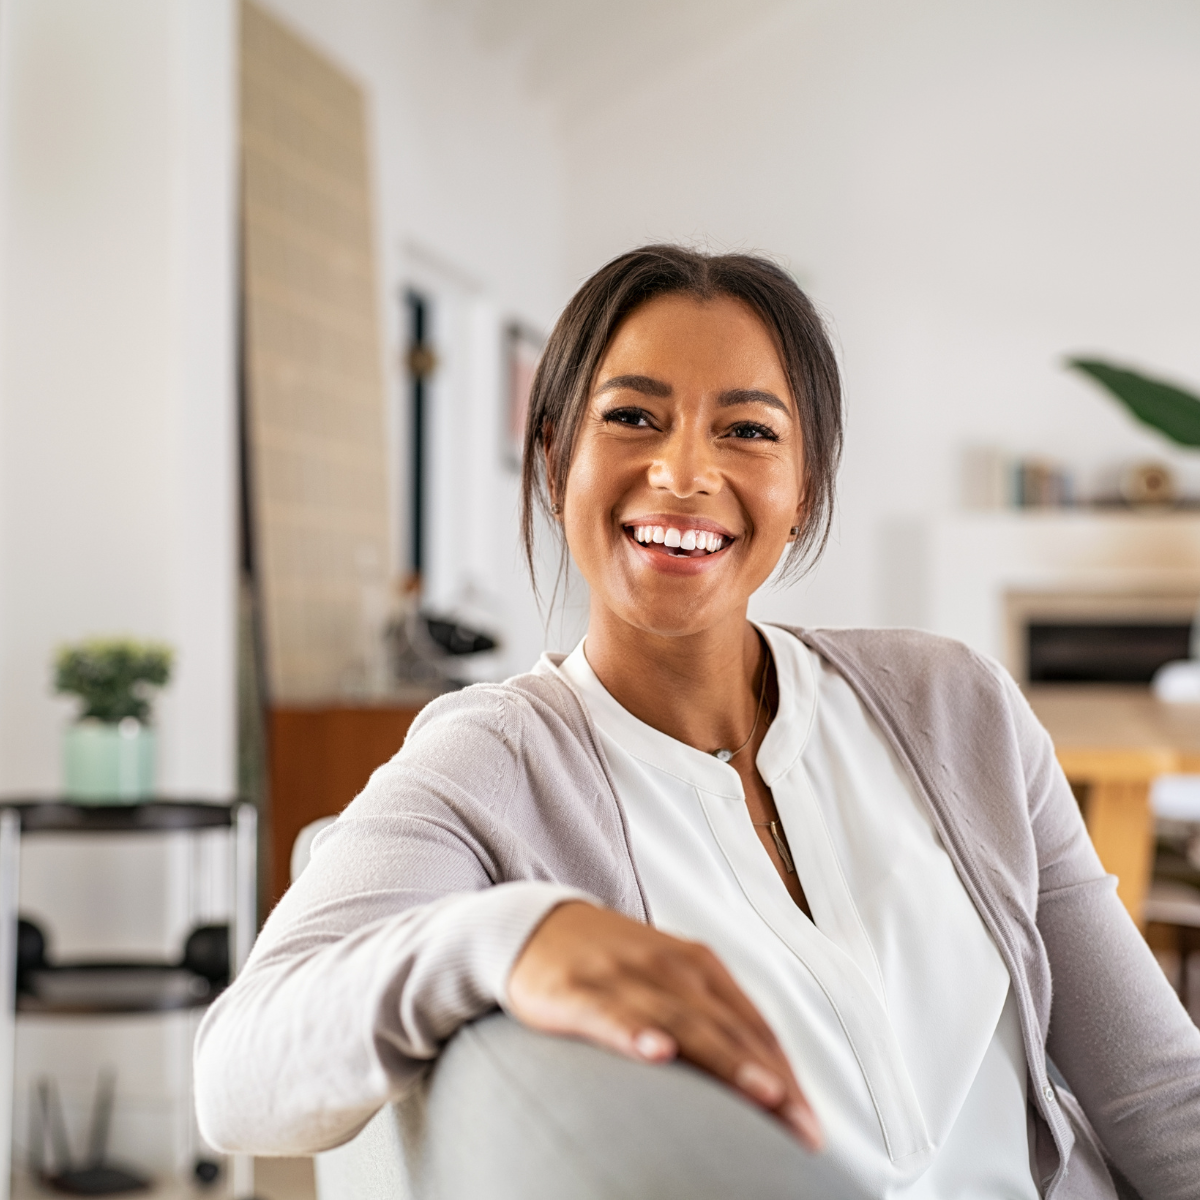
[194,247,1200,1200]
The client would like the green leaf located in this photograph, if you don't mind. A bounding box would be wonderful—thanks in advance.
[1067,358,1200,448]
[53,638,173,723]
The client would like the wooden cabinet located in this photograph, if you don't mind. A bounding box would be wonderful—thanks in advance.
[267,704,431,906]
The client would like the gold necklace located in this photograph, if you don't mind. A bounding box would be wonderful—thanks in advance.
[753,820,796,874]
[710,646,771,763]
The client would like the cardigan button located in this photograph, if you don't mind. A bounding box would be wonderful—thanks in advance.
[1043,1084,1056,1104]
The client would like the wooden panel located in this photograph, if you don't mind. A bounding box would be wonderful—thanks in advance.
[1074,779,1156,924]
[240,1,392,702]
[268,706,424,906]
[1054,749,1168,926]
[1025,688,1197,926]
[1055,746,1179,783]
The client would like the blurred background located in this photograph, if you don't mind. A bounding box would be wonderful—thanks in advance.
[0,0,1198,1195]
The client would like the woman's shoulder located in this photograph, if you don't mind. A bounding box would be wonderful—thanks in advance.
[773,623,1035,753]
[404,660,589,747]
[393,660,607,786]
[774,624,1009,696]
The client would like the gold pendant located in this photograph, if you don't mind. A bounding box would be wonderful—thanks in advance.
[767,821,795,874]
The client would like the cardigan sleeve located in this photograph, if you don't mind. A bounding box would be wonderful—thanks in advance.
[193,690,593,1156]
[1012,676,1200,1200]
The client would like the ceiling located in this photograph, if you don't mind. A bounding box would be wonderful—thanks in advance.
[436,0,798,123]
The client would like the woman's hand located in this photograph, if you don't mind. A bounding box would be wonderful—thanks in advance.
[507,900,823,1151]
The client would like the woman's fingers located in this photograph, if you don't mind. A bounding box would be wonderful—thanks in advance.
[688,944,790,1053]
[637,995,822,1150]
[666,946,798,1078]
[734,1060,787,1106]
[508,901,823,1151]
[654,947,818,1135]
[569,981,823,1152]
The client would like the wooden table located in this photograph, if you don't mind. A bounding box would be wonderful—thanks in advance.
[1026,686,1200,924]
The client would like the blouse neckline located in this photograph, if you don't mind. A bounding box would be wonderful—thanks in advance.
[558,623,818,799]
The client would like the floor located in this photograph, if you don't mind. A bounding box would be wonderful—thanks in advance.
[11,1156,317,1200]
[252,1158,318,1200]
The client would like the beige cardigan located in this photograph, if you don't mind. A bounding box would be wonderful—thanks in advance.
[194,627,1200,1199]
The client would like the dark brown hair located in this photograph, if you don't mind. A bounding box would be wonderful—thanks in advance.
[520,244,843,595]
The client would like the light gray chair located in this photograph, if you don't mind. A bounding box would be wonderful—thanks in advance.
[314,1011,827,1200]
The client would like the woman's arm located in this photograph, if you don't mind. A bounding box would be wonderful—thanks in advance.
[1016,681,1200,1199]
[193,695,591,1156]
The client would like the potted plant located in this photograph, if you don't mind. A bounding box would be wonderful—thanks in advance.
[54,639,173,803]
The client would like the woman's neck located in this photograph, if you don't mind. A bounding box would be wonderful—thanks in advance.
[582,604,768,755]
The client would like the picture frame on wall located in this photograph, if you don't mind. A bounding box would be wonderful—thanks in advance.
[504,321,544,469]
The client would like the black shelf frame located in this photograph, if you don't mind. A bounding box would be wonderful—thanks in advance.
[1,799,236,835]
[0,800,258,1199]
[16,990,218,1017]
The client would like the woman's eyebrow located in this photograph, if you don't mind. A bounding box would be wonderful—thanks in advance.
[594,376,790,415]
[595,374,672,397]
[718,388,791,414]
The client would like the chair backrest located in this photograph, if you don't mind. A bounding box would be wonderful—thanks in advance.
[290,816,336,884]
[313,1090,417,1200]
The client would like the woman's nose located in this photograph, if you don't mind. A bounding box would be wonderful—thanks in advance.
[647,426,721,498]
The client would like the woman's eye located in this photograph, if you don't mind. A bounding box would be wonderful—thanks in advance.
[727,422,778,441]
[603,407,654,429]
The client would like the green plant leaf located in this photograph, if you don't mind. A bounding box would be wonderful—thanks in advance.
[1067,358,1200,448]
[53,638,173,723]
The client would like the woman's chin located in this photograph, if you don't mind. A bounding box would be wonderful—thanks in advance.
[604,558,755,637]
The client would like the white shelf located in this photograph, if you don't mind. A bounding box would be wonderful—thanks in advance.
[917,511,1200,666]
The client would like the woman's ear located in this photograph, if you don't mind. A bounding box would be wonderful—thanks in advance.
[542,423,561,518]
[789,479,808,541]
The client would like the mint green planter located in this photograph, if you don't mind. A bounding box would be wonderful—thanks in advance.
[63,718,156,803]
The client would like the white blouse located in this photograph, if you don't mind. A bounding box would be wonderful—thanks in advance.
[556,624,1039,1199]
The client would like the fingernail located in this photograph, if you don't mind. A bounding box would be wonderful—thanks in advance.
[783,1102,824,1152]
[735,1061,786,1106]
[634,1030,674,1061]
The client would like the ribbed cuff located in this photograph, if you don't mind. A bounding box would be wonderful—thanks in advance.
[443,881,596,1012]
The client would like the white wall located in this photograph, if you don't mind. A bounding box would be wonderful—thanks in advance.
[256,0,575,672]
[0,0,238,1176]
[0,0,238,798]
[559,0,1200,632]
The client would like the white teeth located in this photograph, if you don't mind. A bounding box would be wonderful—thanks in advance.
[630,524,728,552]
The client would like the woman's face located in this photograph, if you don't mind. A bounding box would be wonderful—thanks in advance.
[561,292,805,639]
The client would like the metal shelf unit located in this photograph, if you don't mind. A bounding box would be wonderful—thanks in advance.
[0,801,257,1199]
